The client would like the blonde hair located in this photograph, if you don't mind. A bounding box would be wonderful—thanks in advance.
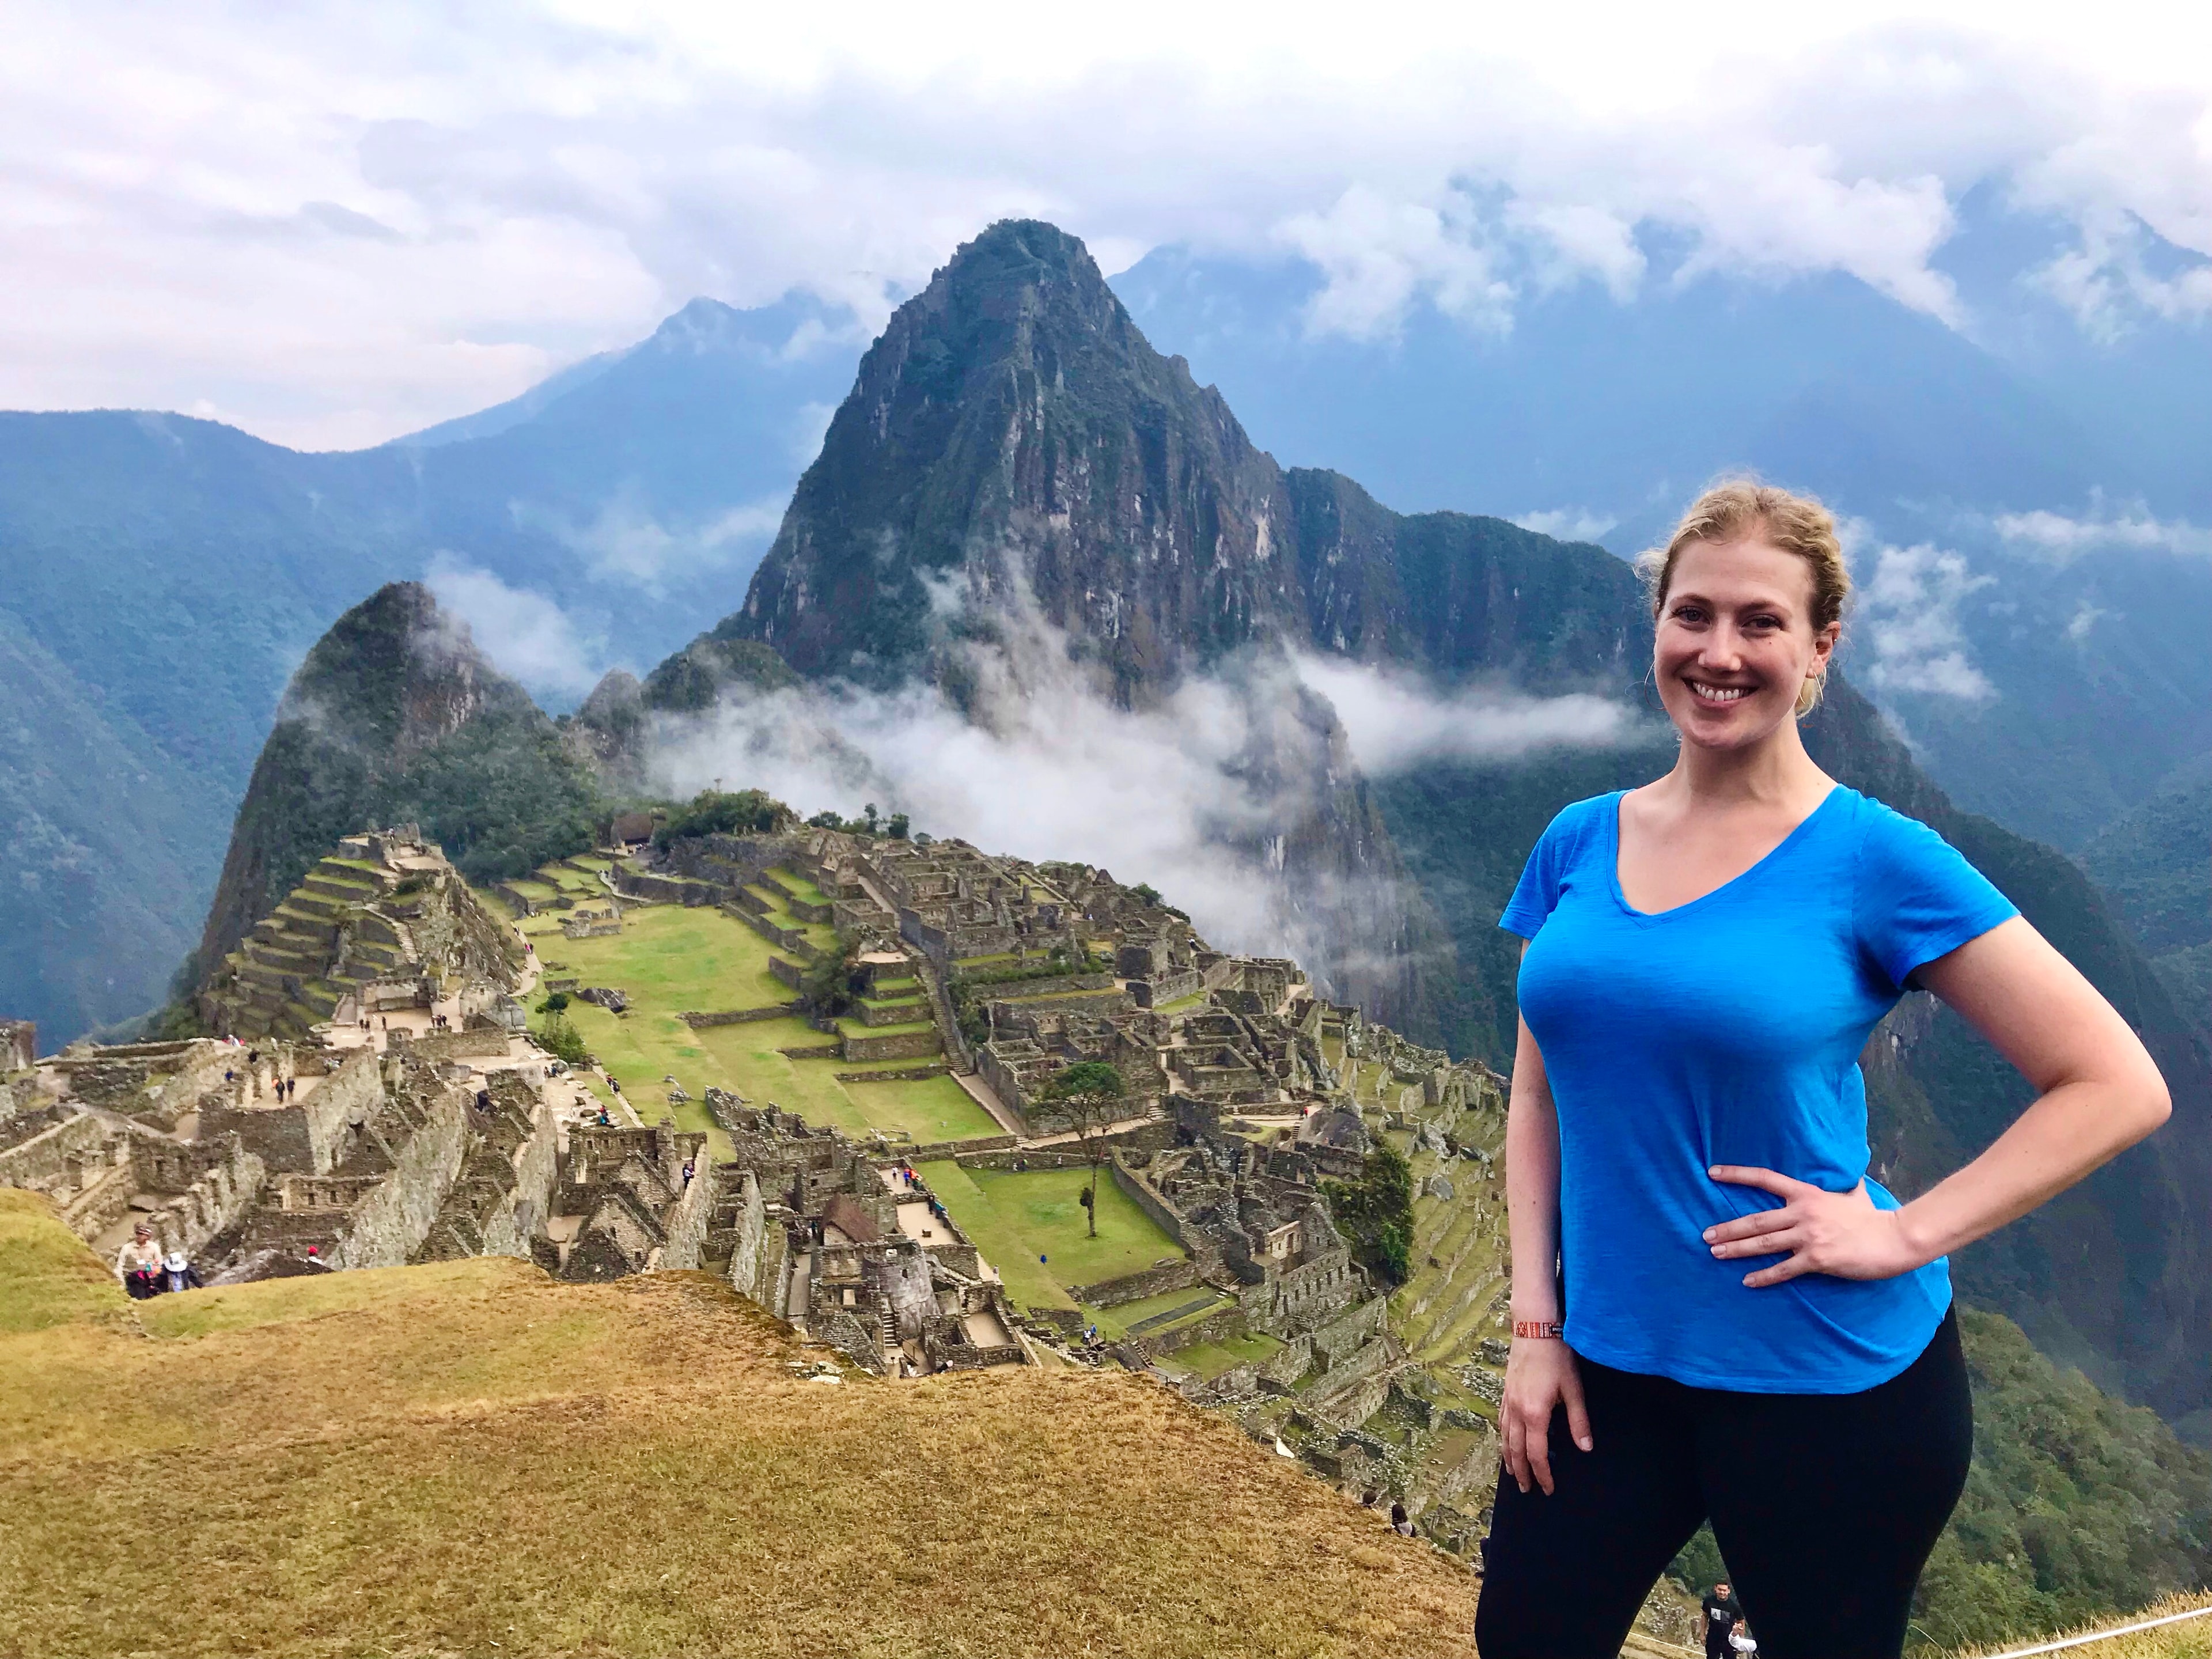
[1643,480,1849,717]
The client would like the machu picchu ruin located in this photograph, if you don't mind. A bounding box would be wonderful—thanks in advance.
[5,809,1535,1549]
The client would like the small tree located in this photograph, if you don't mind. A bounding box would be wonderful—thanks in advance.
[1039,1060,1126,1238]
[535,1011,590,1069]
[797,931,863,1020]
[887,812,911,840]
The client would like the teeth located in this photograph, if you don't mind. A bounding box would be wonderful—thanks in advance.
[1691,683,1748,703]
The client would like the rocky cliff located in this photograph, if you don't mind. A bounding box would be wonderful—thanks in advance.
[193,584,601,986]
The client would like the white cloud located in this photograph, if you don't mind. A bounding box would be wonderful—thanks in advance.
[1293,654,1643,772]
[1993,505,2212,559]
[1512,508,1620,544]
[422,554,613,703]
[2,3,2208,442]
[1279,187,1515,340]
[529,493,788,590]
[1853,541,1996,699]
[2065,601,2106,640]
[642,561,1634,994]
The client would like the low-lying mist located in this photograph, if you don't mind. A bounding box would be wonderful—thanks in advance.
[642,588,1642,992]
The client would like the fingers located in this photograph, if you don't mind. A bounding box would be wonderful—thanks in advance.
[1704,1207,1795,1247]
[1707,1164,1810,1197]
[1742,1254,1814,1288]
[1526,1412,1556,1497]
[1710,1224,1804,1260]
[1560,1368,1594,1455]
[1502,1410,1529,1494]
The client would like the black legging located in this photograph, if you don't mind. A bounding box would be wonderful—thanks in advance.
[1476,1309,1972,1659]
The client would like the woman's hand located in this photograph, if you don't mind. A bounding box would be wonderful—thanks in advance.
[1500,1335,1592,1496]
[1704,1168,1923,1287]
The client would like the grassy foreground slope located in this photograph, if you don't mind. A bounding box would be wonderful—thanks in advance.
[0,1191,1479,1659]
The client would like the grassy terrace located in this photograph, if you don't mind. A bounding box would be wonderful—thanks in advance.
[742,873,838,952]
[0,1190,1485,1659]
[1086,1284,1236,1342]
[916,1161,1185,1316]
[495,885,995,1150]
[1158,1331,1286,1383]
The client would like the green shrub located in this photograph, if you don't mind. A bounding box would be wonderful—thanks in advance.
[1322,1142,1414,1285]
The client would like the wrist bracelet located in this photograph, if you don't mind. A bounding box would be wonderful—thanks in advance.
[1513,1320,1563,1340]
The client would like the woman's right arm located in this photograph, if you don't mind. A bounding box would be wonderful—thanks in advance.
[1501,1002,1593,1494]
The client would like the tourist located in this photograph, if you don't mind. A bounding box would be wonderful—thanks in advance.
[162,1249,201,1294]
[116,1225,164,1298]
[1389,1502,1414,1537]
[681,1159,695,1187]
[1700,1582,1741,1659]
[1475,483,2172,1659]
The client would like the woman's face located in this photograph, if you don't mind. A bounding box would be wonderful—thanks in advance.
[1653,536,1836,752]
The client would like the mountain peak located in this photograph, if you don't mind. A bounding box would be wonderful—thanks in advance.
[193,582,598,986]
[717,219,1293,691]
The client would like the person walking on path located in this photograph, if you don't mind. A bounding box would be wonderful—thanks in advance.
[1475,482,2172,1659]
[1701,1581,1742,1659]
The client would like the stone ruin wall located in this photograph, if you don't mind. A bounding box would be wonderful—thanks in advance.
[326,1081,472,1270]
[725,1169,767,1302]
[654,1156,717,1272]
[133,1134,267,1260]
[198,1044,384,1176]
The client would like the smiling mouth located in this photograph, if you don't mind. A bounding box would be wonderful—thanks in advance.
[1687,679,1753,706]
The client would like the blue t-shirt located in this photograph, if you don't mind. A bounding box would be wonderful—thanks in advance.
[1500,785,2017,1393]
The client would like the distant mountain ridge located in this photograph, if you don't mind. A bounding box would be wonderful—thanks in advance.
[0,299,853,1039]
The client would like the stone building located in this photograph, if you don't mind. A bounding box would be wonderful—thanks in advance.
[700,1093,1024,1378]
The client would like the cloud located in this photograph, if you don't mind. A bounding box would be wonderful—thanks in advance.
[643,581,1308,961]
[3,5,2207,443]
[1852,541,1995,700]
[1992,505,2212,559]
[530,494,789,590]
[1291,654,1643,773]
[1279,187,1515,340]
[641,560,1634,993]
[423,555,613,703]
[1512,508,1620,544]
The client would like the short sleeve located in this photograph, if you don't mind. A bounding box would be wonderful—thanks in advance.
[1853,805,2018,990]
[1499,798,1602,940]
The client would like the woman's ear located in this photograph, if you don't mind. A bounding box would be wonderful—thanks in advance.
[1810,619,1840,668]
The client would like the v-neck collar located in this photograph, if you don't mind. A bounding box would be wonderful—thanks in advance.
[1607,785,1844,927]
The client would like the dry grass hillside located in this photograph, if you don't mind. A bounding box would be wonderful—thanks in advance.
[0,1188,1482,1659]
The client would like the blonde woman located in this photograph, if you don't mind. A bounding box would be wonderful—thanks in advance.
[1474,483,2170,1659]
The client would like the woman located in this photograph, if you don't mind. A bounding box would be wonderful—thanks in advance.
[1473,482,2171,1659]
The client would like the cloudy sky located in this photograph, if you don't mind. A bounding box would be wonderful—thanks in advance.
[6,0,2209,450]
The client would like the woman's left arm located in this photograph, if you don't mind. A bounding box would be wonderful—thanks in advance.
[1706,915,2171,1287]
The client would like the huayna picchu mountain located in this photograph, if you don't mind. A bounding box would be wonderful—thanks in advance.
[192,583,602,992]
[664,219,2212,1424]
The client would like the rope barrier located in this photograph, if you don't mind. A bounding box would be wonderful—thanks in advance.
[1975,1603,2212,1658]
